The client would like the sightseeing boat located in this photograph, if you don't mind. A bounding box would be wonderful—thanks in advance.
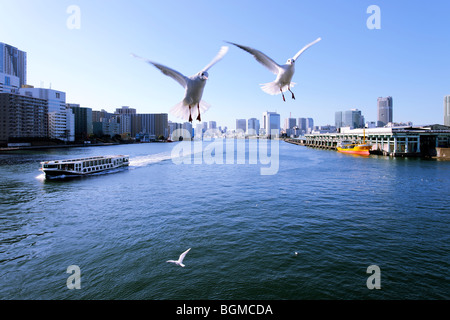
[40,155,129,179]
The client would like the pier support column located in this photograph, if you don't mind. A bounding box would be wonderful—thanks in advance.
[394,136,398,154]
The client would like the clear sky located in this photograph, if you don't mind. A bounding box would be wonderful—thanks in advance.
[1,0,449,129]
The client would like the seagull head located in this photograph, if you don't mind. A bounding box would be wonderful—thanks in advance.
[286,58,295,65]
[198,71,209,80]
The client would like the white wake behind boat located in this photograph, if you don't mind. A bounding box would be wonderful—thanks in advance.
[40,155,129,179]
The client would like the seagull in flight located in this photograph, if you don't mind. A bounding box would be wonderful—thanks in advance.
[166,248,191,267]
[226,38,321,101]
[132,46,228,123]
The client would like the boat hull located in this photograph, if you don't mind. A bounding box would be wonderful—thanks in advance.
[337,146,371,155]
[41,164,128,179]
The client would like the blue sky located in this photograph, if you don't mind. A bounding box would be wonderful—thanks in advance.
[1,0,449,129]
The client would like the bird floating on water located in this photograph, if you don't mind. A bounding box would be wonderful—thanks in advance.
[226,38,321,101]
[166,248,191,267]
[132,46,229,123]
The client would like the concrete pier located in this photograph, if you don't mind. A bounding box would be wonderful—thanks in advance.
[286,125,450,158]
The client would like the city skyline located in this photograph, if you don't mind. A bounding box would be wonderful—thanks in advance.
[1,1,449,129]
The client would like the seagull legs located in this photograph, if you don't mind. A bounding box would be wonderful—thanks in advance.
[288,86,295,100]
[196,103,201,122]
[280,88,286,102]
[189,105,193,123]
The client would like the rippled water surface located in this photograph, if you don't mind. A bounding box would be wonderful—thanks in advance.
[0,141,449,299]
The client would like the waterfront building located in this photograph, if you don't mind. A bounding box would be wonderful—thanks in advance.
[65,105,75,142]
[0,92,48,144]
[209,121,217,130]
[69,104,93,140]
[444,95,450,126]
[0,42,27,87]
[93,118,120,138]
[136,113,168,139]
[236,119,246,133]
[19,87,70,141]
[262,111,280,138]
[377,96,393,127]
[247,118,260,136]
[92,109,113,122]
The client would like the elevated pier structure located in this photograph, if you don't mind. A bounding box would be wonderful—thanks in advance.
[291,125,450,157]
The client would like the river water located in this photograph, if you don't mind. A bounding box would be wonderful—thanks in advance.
[0,140,448,299]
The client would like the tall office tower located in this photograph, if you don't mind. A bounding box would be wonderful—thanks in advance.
[69,104,93,140]
[444,95,450,126]
[334,112,343,129]
[208,121,217,130]
[284,118,296,136]
[343,109,363,128]
[335,109,363,129]
[0,42,27,87]
[306,118,314,133]
[298,118,307,133]
[247,118,260,136]
[377,96,393,127]
[0,92,48,144]
[262,111,280,137]
[236,119,246,132]
[284,118,296,130]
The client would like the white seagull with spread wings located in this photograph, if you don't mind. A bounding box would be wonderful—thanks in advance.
[132,46,228,123]
[227,38,321,101]
[166,248,191,267]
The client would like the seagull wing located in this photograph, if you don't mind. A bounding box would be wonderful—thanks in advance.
[178,248,191,263]
[292,37,322,61]
[226,42,281,75]
[131,53,188,88]
[201,46,229,73]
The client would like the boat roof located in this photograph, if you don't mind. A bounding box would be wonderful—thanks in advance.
[40,155,129,164]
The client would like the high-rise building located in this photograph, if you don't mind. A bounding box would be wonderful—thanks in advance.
[236,119,246,133]
[0,42,27,87]
[335,109,364,129]
[307,118,314,133]
[377,96,393,127]
[69,104,93,140]
[0,72,20,93]
[298,118,307,133]
[208,121,217,130]
[444,95,450,126]
[247,118,260,136]
[262,111,280,138]
[0,92,48,144]
[137,113,168,139]
[19,87,70,141]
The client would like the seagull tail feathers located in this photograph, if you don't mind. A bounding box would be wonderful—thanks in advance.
[170,100,211,122]
[260,82,296,95]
